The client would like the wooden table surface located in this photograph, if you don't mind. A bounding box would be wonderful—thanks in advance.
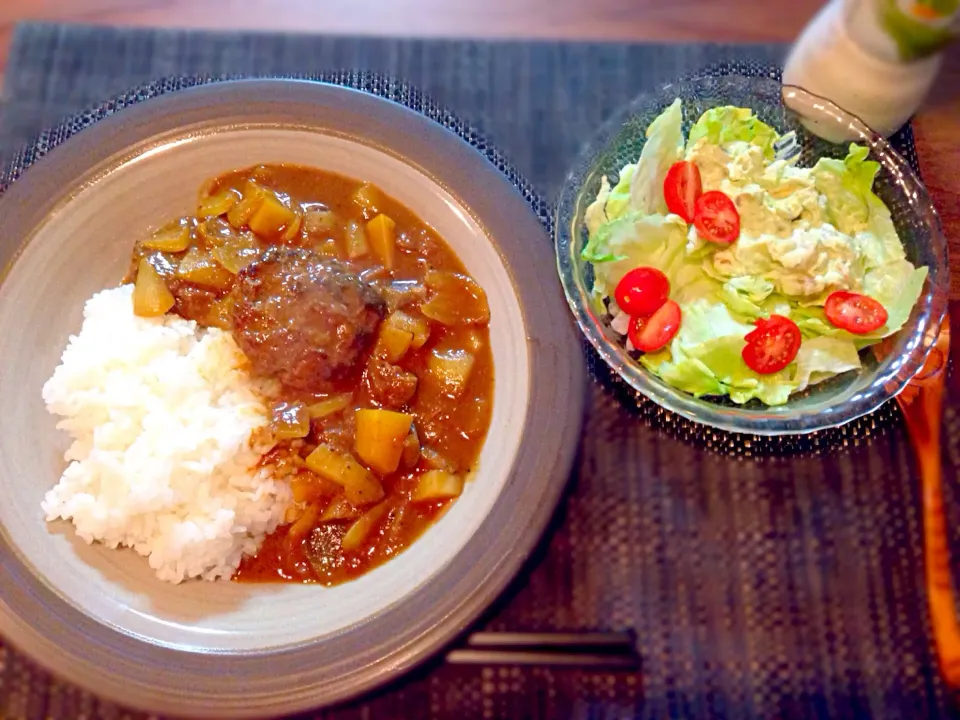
[1,0,958,297]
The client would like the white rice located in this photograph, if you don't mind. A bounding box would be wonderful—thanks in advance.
[41,284,290,584]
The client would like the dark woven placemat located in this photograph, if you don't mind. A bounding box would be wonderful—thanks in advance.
[2,22,960,720]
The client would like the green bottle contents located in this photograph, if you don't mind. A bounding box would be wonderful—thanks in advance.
[850,0,958,61]
[784,0,956,139]
[878,0,958,60]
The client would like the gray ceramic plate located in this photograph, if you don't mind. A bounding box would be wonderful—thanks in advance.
[0,80,585,718]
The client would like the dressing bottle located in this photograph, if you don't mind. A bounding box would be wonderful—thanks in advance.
[783,0,957,138]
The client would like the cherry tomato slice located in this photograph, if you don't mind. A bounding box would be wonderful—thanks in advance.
[694,190,740,244]
[663,161,702,223]
[741,315,801,374]
[614,266,670,317]
[628,299,681,353]
[824,291,888,334]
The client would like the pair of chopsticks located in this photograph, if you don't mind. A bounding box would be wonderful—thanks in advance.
[446,631,640,670]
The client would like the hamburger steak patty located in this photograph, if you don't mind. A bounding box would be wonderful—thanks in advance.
[231,247,386,392]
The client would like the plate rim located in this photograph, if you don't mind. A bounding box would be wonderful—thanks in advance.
[0,78,586,717]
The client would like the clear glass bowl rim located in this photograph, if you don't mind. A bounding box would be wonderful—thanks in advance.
[554,73,950,436]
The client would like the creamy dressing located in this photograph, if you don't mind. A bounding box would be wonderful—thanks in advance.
[685,136,871,299]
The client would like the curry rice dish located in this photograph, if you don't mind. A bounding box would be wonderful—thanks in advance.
[41,164,495,585]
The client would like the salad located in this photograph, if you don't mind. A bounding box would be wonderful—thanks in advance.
[582,100,928,406]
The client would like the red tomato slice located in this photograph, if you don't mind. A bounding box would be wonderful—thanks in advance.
[628,299,681,353]
[741,315,801,375]
[614,267,670,317]
[824,291,888,334]
[663,161,702,223]
[694,190,740,244]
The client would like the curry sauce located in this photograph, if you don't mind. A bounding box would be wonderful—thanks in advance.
[128,163,494,585]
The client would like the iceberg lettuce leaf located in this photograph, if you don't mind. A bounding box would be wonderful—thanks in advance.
[629,99,685,215]
[583,212,691,296]
[792,335,862,392]
[812,142,903,268]
[687,106,779,159]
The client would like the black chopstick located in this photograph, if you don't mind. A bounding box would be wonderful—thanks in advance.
[445,631,640,669]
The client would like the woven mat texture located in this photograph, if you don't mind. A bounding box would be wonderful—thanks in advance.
[1,22,959,720]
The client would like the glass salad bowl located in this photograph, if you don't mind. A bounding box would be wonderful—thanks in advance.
[555,73,949,435]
